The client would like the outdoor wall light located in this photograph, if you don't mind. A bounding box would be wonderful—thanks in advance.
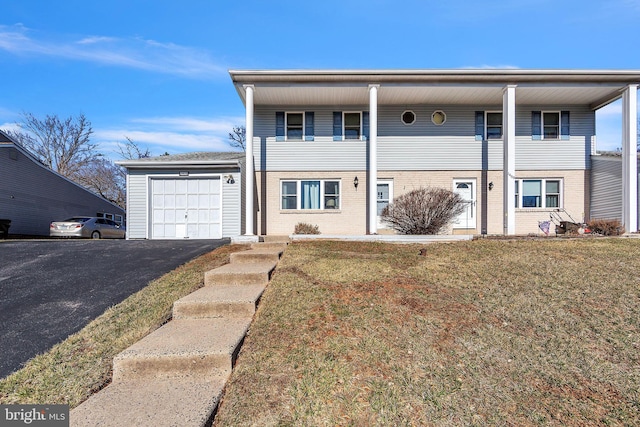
[488,181,494,191]
[226,174,235,184]
[354,176,359,189]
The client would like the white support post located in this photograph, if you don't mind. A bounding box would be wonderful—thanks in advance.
[621,84,638,234]
[368,85,379,235]
[503,85,517,235]
[244,85,255,235]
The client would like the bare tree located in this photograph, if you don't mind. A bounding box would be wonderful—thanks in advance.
[117,136,152,160]
[228,125,246,151]
[7,112,99,178]
[74,158,126,208]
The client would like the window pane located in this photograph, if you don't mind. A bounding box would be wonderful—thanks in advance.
[546,180,559,194]
[515,180,519,208]
[546,195,559,208]
[287,113,303,126]
[301,181,320,209]
[324,181,340,209]
[487,113,502,125]
[487,127,502,139]
[543,113,559,125]
[282,181,296,196]
[287,128,303,139]
[344,113,360,126]
[522,180,541,208]
[282,196,296,209]
[325,181,339,195]
[544,126,559,139]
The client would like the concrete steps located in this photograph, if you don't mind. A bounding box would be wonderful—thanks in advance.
[71,241,287,427]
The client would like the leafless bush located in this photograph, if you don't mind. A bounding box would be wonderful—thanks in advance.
[294,222,320,234]
[381,187,465,235]
[588,219,623,236]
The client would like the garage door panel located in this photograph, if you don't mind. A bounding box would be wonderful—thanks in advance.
[151,177,221,240]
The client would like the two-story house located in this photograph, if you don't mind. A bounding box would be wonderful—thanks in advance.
[230,69,639,236]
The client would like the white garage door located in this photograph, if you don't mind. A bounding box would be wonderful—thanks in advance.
[151,178,221,239]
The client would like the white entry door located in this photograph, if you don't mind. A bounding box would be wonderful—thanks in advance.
[151,177,221,239]
[453,179,476,229]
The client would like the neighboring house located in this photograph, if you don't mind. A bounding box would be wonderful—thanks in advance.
[117,152,244,240]
[229,69,640,236]
[591,152,640,223]
[0,130,125,236]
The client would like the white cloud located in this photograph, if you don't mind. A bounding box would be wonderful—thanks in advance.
[0,24,226,79]
[93,115,245,159]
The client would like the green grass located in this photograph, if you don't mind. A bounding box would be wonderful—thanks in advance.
[214,239,640,426]
[0,243,248,407]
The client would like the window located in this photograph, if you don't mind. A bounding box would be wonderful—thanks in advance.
[344,113,361,139]
[532,111,569,140]
[401,110,416,125]
[543,112,560,139]
[514,179,561,208]
[486,112,502,139]
[276,111,314,141]
[281,180,341,210]
[286,112,304,140]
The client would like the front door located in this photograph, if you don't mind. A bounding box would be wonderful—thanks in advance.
[453,179,476,230]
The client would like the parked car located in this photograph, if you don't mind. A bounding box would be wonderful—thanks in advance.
[50,217,125,239]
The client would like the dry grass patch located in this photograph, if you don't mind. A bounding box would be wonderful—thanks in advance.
[0,243,248,407]
[215,239,640,426]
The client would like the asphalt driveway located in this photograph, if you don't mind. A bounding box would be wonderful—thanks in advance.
[0,238,228,379]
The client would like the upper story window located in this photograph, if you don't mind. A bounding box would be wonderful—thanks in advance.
[542,112,560,139]
[486,112,503,139]
[286,112,304,140]
[515,178,561,208]
[333,111,369,141]
[276,111,314,141]
[532,111,570,140]
[344,112,362,139]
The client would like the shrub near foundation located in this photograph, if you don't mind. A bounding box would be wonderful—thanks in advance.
[381,187,465,235]
[294,222,320,234]
[588,219,623,236]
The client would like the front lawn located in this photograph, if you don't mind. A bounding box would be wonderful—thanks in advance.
[215,238,640,426]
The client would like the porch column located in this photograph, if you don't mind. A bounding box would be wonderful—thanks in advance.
[503,85,517,235]
[621,84,638,233]
[244,84,255,235]
[368,84,379,234]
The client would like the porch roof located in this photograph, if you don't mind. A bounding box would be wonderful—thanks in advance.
[229,69,640,110]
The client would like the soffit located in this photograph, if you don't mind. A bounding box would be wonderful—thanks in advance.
[243,83,627,109]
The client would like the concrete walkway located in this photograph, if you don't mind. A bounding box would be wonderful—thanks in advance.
[70,240,288,427]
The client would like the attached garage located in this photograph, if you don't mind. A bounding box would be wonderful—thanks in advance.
[117,152,244,240]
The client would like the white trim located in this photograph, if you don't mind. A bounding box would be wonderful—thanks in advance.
[621,84,638,232]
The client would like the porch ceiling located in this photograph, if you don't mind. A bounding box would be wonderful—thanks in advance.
[230,69,640,110]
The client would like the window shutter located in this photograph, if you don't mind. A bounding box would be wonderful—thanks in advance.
[532,111,542,140]
[475,111,484,141]
[363,111,369,140]
[561,111,570,140]
[333,112,342,141]
[305,112,314,141]
[276,112,285,141]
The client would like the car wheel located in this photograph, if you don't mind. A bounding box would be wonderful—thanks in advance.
[91,231,101,239]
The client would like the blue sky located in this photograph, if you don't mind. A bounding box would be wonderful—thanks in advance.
[1,0,639,158]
